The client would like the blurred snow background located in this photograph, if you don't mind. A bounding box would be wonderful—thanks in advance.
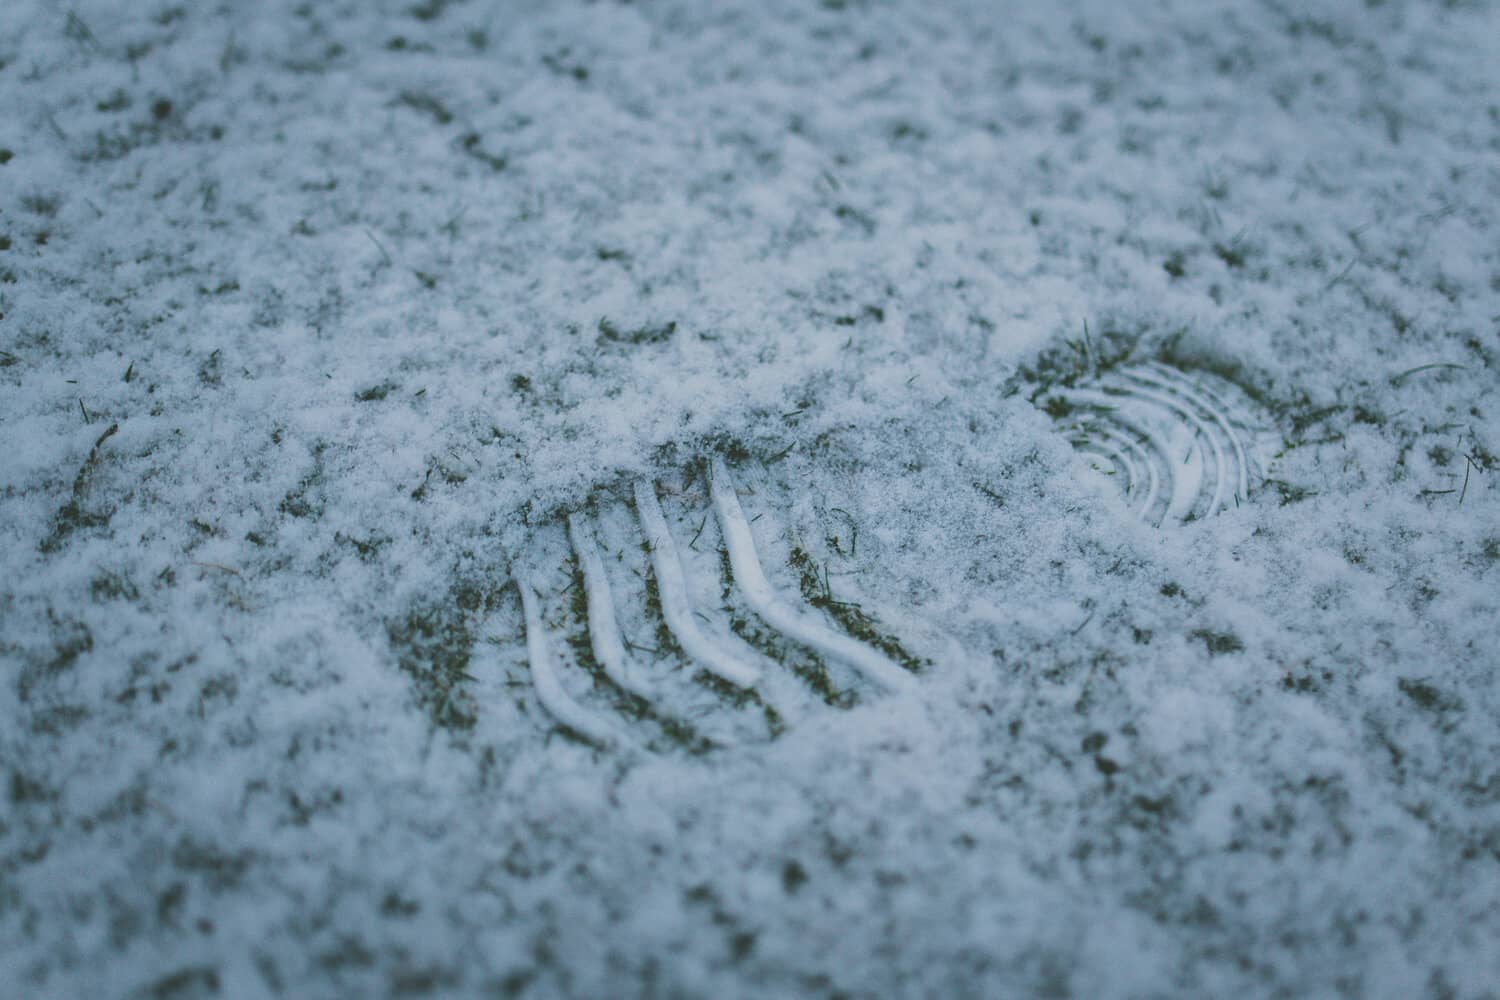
[2,0,1498,996]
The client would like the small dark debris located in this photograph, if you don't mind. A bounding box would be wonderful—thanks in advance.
[198,350,222,387]
[408,0,449,21]
[339,533,388,561]
[598,317,677,345]
[157,883,186,925]
[152,99,174,121]
[11,770,55,804]
[97,90,131,112]
[91,572,139,602]
[889,120,927,142]
[396,90,452,124]
[1042,395,1073,419]
[1190,629,1244,656]
[1290,404,1342,436]
[833,203,876,234]
[972,482,1005,507]
[355,381,397,402]
[1214,243,1246,269]
[280,471,322,519]
[21,193,60,217]
[730,931,757,962]
[1281,672,1322,693]
[459,132,507,172]
[382,893,420,917]
[146,964,220,999]
[1132,794,1172,816]
[832,304,884,326]
[542,51,588,81]
[1398,678,1463,714]
[782,860,807,894]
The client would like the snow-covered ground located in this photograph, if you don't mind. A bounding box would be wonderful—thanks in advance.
[3,0,1498,996]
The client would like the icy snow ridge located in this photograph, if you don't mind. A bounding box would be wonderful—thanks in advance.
[515,460,917,748]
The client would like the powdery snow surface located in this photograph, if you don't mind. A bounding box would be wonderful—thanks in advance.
[2,0,1499,995]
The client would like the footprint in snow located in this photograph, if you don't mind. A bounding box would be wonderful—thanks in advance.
[1038,361,1278,526]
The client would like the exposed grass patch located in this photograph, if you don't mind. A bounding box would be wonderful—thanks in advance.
[639,551,774,743]
[91,571,139,601]
[336,532,389,561]
[387,580,500,731]
[1397,677,1463,714]
[10,770,56,805]
[598,317,676,345]
[1190,628,1244,656]
[1261,478,1317,506]
[17,615,93,703]
[788,546,926,674]
[40,422,119,554]
[1019,318,1140,397]
[717,548,853,708]
[395,90,452,124]
[696,670,783,737]
[1281,665,1332,693]
[829,304,884,326]
[355,381,397,402]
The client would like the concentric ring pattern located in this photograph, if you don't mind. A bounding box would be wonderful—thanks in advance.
[1040,362,1274,526]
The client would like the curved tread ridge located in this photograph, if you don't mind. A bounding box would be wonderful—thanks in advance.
[709,459,915,693]
[567,512,653,700]
[633,479,763,689]
[1045,363,1268,526]
[516,573,622,747]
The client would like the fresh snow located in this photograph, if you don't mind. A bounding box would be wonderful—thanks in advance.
[2,0,1499,997]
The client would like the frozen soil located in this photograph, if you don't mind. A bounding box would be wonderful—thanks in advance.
[2,0,1498,996]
